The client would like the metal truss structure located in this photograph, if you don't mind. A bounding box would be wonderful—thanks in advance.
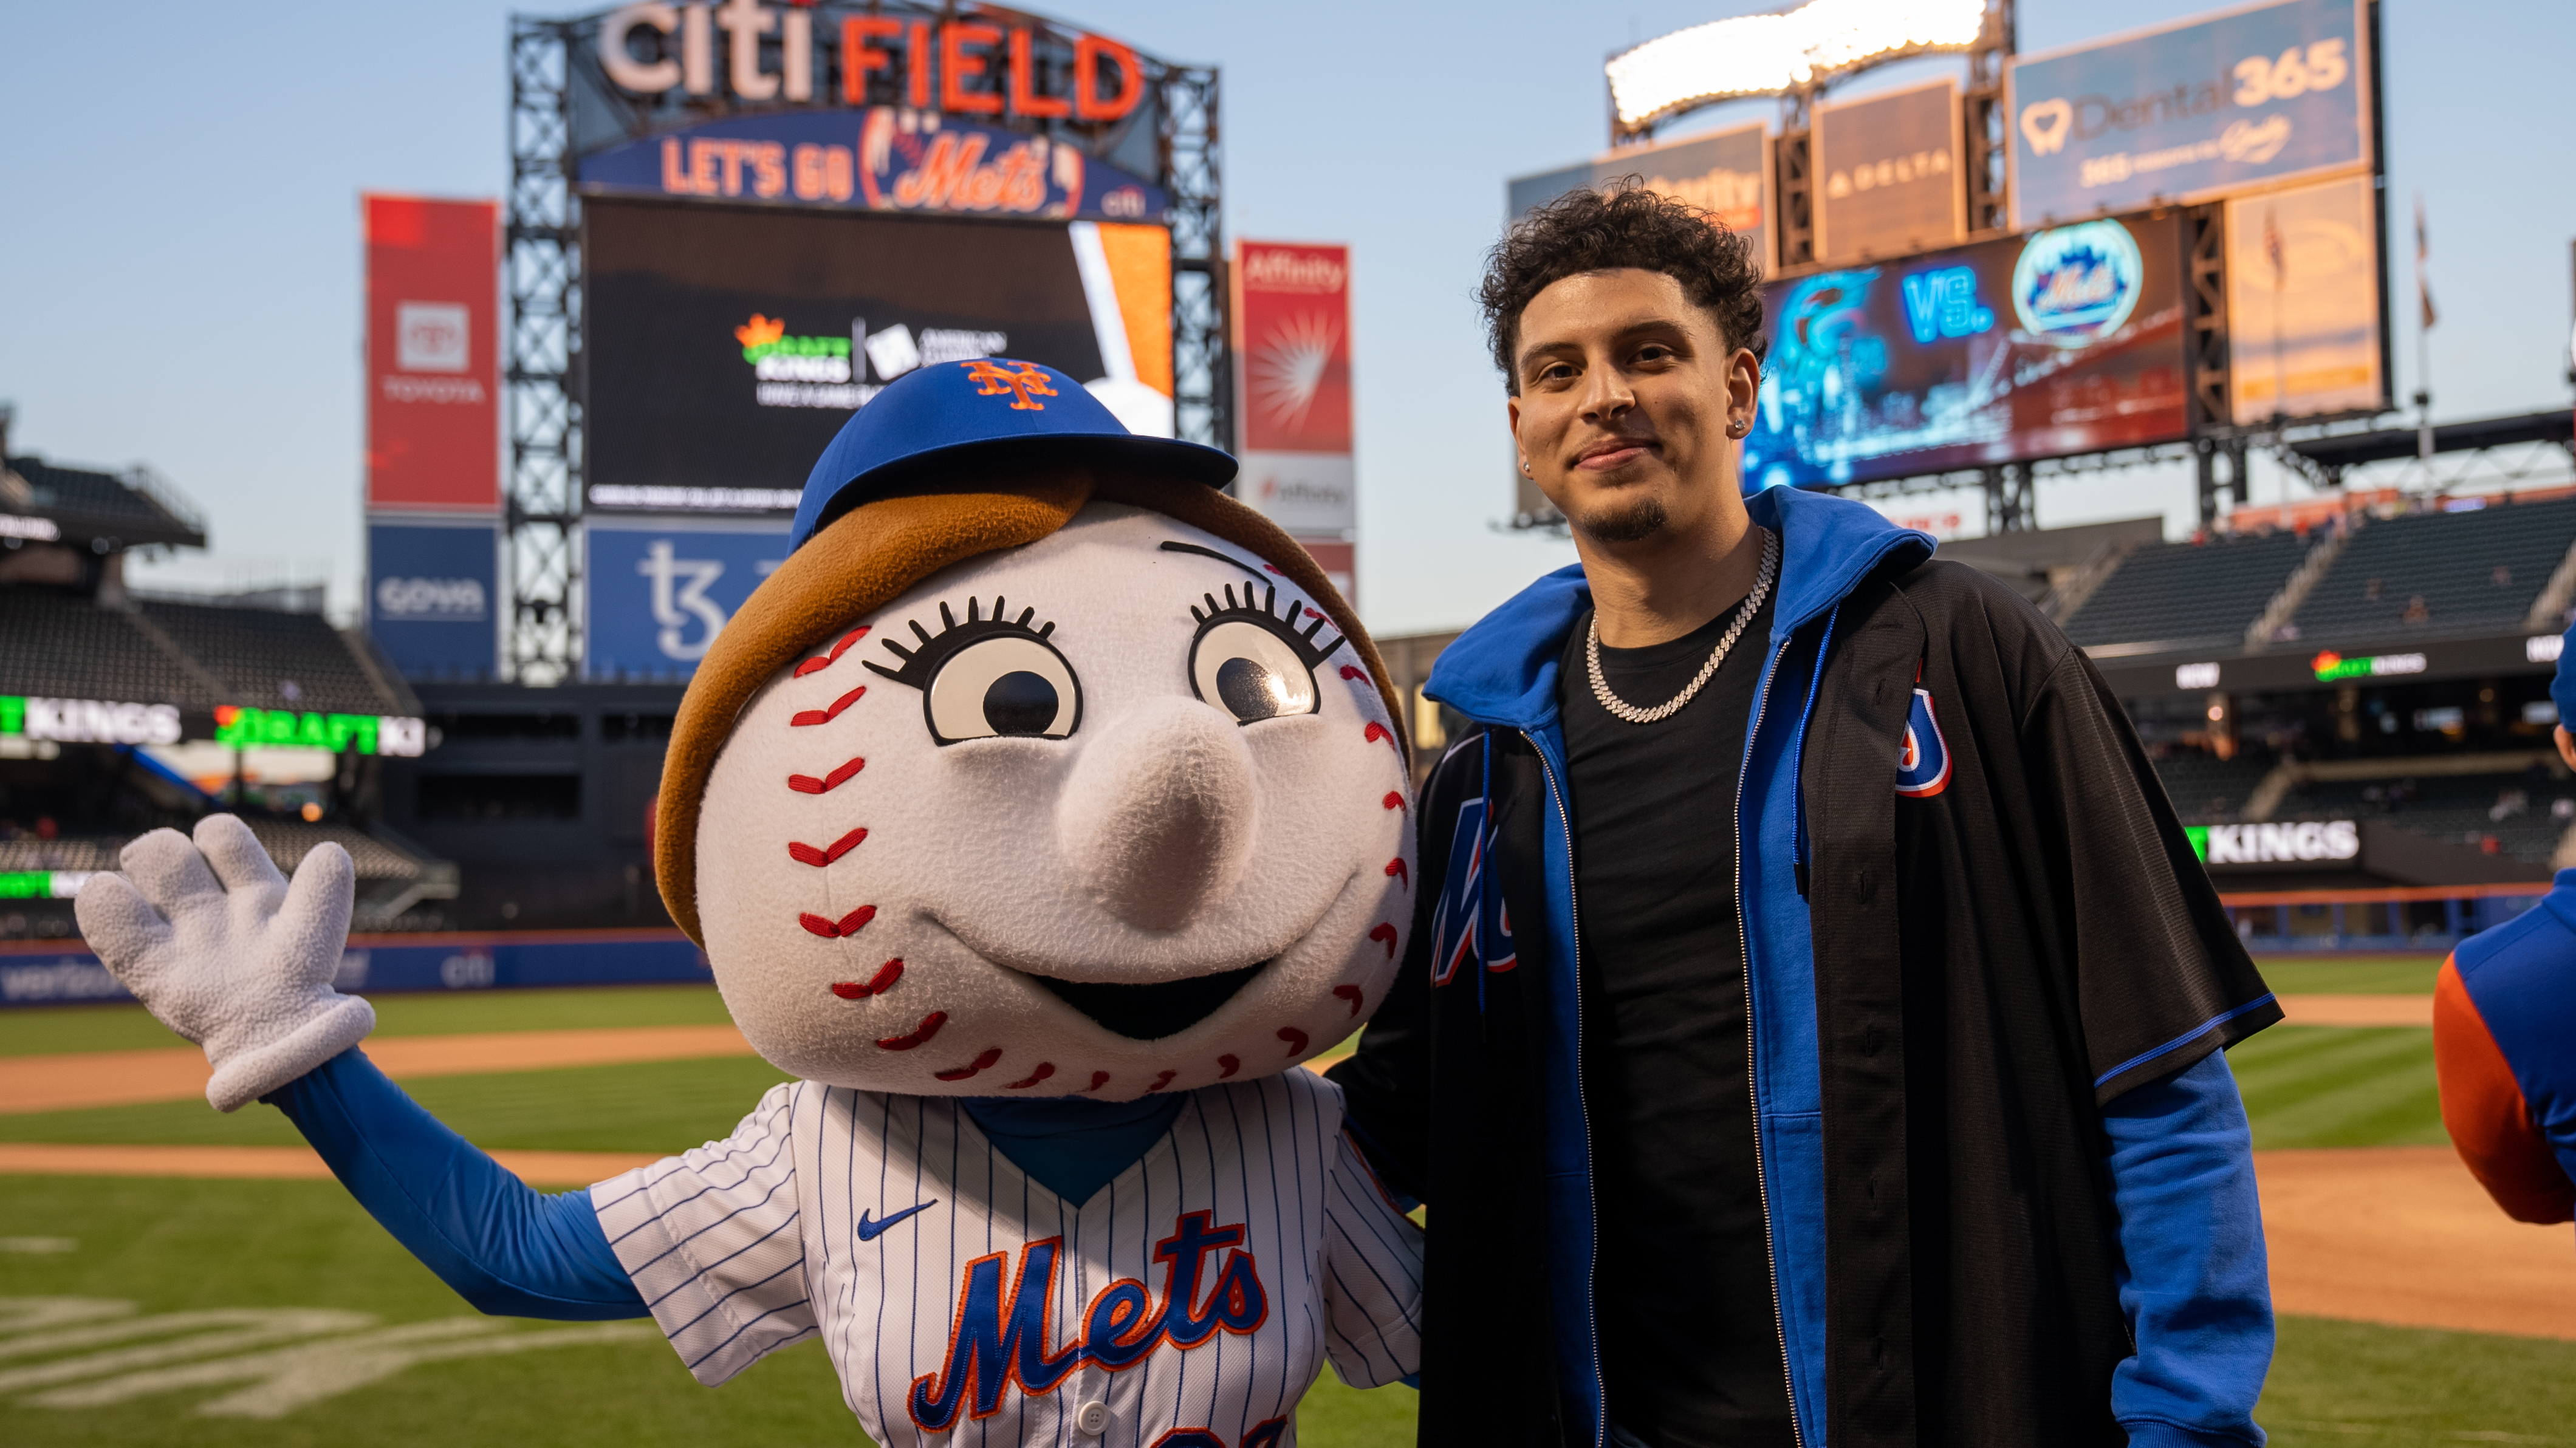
[505,17,581,684]
[499,9,1224,681]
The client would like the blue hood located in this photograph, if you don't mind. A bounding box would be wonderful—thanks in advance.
[1427,487,1934,723]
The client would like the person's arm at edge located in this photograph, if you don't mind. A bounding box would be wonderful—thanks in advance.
[2100,1048,2270,1448]
[264,1048,647,1319]
[1324,736,1471,1209]
[2433,953,2576,1224]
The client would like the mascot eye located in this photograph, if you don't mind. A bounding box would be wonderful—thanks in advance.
[1193,621,1320,722]
[1185,581,1342,726]
[867,597,1082,745]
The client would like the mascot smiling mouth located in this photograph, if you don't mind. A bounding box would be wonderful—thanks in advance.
[1027,961,1268,1040]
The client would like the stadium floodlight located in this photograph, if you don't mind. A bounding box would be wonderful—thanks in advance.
[1606,0,1990,134]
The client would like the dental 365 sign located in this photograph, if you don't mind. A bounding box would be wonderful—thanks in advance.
[2007,0,2370,230]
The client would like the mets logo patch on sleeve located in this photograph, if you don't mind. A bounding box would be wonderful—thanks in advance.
[1896,687,1951,797]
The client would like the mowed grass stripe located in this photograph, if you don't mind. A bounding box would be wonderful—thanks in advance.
[0,985,736,1058]
[2227,1026,2445,1150]
[0,1055,795,1155]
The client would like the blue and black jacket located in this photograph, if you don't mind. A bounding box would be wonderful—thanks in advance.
[1330,487,2281,1447]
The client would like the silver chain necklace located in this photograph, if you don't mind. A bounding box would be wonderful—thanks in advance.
[1586,528,1779,725]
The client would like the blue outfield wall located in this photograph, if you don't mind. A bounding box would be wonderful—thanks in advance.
[0,929,711,1008]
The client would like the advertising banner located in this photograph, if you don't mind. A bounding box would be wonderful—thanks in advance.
[1745,212,2187,490]
[577,109,1168,225]
[2225,171,2384,422]
[365,195,501,513]
[584,516,792,680]
[1233,242,1356,550]
[367,516,499,678]
[584,199,1173,510]
[1813,81,1963,265]
[2008,0,2369,230]
[1505,123,1769,244]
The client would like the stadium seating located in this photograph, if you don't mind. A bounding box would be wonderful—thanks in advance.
[137,598,406,716]
[2273,770,2573,866]
[2287,496,2576,642]
[2152,752,2277,824]
[0,588,228,709]
[2059,531,2311,649]
[0,821,439,884]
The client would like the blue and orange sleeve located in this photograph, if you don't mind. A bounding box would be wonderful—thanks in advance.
[2433,954,2576,1226]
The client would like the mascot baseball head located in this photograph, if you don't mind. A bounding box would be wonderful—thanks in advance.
[662,358,1411,1101]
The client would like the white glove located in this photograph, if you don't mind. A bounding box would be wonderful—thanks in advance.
[75,814,374,1112]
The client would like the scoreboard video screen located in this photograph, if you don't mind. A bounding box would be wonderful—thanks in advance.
[1744,211,2188,491]
[583,197,1171,507]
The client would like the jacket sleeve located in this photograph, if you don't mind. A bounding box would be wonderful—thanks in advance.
[2098,1049,2272,1448]
[265,1048,648,1319]
[2434,954,2576,1224]
[1325,737,1471,1206]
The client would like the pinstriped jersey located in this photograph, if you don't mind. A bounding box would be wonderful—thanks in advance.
[591,1069,1422,1446]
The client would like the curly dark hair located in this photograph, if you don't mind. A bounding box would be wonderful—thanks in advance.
[1477,180,1766,394]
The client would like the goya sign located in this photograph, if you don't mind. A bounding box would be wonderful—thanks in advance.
[213,706,428,758]
[2008,0,2370,229]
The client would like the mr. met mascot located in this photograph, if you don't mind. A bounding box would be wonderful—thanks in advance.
[78,358,1423,1446]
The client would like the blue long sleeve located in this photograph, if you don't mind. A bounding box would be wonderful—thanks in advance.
[265,1048,647,1320]
[2099,1048,2272,1447]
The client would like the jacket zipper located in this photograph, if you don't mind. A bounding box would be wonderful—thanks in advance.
[1736,643,1805,1448]
[1524,731,1608,1448]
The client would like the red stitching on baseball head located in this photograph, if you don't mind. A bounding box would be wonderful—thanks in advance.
[788,828,869,866]
[1084,1071,1111,1093]
[1146,1069,1177,1092]
[1382,791,1405,813]
[1276,1027,1308,1056]
[1368,923,1399,958]
[792,685,867,727]
[877,1012,948,1051]
[793,627,870,677]
[1004,1062,1056,1090]
[798,905,877,939]
[1332,984,1364,1016]
[827,961,901,999]
[1385,858,1409,889]
[789,757,866,794]
[1216,1054,1241,1079]
[934,1047,1004,1082]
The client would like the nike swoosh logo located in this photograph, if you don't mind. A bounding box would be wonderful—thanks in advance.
[856,1200,937,1242]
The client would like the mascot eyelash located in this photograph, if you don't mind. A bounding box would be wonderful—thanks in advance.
[1188,582,1345,670]
[866,596,1058,690]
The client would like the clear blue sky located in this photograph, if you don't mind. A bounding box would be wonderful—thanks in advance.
[2,1,2569,638]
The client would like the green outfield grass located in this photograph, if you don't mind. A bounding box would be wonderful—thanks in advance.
[0,985,738,1058]
[2249,955,2442,995]
[2226,1026,2444,1150]
[0,1173,1417,1447]
[0,1055,794,1153]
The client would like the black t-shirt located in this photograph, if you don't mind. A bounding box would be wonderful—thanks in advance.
[1558,583,1795,1448]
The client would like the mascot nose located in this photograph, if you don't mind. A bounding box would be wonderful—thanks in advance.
[1056,695,1258,932]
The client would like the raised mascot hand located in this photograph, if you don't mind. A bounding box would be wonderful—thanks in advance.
[75,814,374,1112]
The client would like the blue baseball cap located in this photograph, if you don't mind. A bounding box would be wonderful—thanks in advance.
[2554,619,2576,731]
[786,358,1238,551]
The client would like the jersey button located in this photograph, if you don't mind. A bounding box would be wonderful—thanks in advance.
[1075,1399,1111,1435]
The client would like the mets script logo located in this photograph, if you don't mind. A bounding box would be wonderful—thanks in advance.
[1430,796,1515,986]
[908,1210,1269,1430]
[1896,687,1951,798]
[962,359,1058,411]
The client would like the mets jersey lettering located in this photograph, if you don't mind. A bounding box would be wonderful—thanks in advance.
[906,1210,1270,1429]
[1430,795,1515,985]
[591,1070,1420,1447]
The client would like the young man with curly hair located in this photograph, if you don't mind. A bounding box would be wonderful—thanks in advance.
[1329,185,2281,1448]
